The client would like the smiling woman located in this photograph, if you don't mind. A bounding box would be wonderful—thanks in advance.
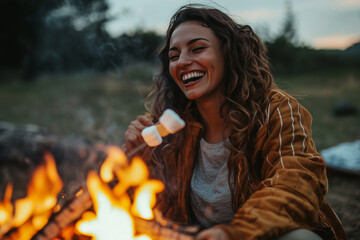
[168,21,224,104]
[123,4,347,240]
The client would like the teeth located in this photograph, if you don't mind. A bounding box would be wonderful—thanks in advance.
[182,72,204,81]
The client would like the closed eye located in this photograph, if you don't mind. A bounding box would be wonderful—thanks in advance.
[193,46,206,52]
[169,55,179,61]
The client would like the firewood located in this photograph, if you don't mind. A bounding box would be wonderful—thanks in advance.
[0,122,201,240]
[134,215,198,240]
[31,190,92,240]
[32,189,199,240]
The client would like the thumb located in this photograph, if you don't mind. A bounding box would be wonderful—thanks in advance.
[195,228,229,240]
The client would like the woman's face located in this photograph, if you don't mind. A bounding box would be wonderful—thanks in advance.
[168,21,225,102]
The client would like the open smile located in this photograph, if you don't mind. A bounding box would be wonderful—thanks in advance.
[181,71,205,86]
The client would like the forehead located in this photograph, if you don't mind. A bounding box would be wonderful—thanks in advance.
[169,21,217,46]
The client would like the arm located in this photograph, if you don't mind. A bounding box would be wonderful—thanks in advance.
[217,93,328,239]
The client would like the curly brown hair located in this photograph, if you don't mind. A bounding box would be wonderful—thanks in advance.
[146,4,274,221]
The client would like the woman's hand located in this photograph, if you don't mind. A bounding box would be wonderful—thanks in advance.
[195,228,229,240]
[124,115,153,155]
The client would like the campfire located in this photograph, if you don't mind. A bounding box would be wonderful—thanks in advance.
[0,153,62,239]
[75,146,164,240]
[0,116,198,240]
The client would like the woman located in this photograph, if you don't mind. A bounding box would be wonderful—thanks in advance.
[124,4,346,240]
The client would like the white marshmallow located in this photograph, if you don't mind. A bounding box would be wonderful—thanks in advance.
[141,126,162,147]
[159,109,185,134]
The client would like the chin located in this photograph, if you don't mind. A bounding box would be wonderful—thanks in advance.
[184,92,202,100]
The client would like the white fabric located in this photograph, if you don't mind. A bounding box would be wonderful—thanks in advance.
[190,138,234,227]
[320,140,360,171]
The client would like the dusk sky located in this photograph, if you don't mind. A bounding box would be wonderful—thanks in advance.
[105,0,360,50]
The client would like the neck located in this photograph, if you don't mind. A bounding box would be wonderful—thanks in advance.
[196,97,229,143]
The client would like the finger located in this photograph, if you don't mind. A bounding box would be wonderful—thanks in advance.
[195,230,213,240]
[124,115,153,153]
[125,127,141,143]
[124,132,139,146]
[195,234,210,240]
[137,115,153,127]
[129,120,145,131]
[124,127,143,151]
[196,228,228,240]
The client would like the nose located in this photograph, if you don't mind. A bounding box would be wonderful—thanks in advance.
[176,52,192,68]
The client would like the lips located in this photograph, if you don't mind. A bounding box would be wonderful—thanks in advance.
[181,71,205,85]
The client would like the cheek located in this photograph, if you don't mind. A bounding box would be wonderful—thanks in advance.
[167,65,181,88]
[169,64,181,85]
[169,64,176,80]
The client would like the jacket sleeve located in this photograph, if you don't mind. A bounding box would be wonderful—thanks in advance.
[218,92,328,239]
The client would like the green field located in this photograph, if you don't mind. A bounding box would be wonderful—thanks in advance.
[0,63,156,145]
[276,69,360,150]
[1,65,359,150]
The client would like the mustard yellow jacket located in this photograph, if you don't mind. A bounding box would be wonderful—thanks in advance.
[151,89,346,240]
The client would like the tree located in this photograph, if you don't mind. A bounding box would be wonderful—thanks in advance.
[281,0,297,44]
[0,0,111,81]
[0,0,62,78]
[266,0,298,74]
[116,30,164,64]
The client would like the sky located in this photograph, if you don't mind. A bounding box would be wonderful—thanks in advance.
[104,0,360,50]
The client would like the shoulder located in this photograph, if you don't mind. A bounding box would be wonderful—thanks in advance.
[267,89,298,107]
[265,88,311,121]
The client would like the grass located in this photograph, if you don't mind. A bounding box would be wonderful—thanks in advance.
[1,66,359,150]
[276,69,360,150]
[0,63,155,145]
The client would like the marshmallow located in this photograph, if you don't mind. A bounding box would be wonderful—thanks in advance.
[159,109,185,134]
[141,126,162,147]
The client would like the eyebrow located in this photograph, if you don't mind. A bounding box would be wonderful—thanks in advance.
[169,37,209,52]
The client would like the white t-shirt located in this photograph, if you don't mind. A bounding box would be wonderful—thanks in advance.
[190,138,235,227]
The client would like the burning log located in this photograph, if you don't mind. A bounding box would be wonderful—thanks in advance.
[0,122,201,240]
[133,214,199,240]
[30,189,199,239]
[2,192,92,240]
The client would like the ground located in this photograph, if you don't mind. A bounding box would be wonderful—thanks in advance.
[326,174,360,240]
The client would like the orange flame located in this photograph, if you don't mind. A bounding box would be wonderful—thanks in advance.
[100,146,128,183]
[131,180,164,220]
[0,184,13,225]
[1,145,163,240]
[76,147,163,240]
[13,153,63,228]
[0,152,63,239]
[112,156,149,196]
[76,171,134,240]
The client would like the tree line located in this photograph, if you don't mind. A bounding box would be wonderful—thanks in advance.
[0,0,359,81]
